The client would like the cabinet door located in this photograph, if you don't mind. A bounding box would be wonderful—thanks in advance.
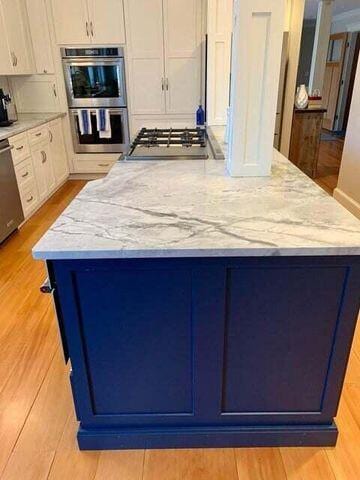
[0,7,12,74]
[125,0,166,114]
[163,0,202,114]
[51,0,90,45]
[49,119,69,186]
[32,143,55,201]
[89,0,125,45]
[1,0,33,74]
[32,146,48,201]
[26,0,54,74]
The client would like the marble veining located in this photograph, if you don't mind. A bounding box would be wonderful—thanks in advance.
[0,113,66,141]
[33,149,360,260]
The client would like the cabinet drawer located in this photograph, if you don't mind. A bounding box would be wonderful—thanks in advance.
[28,125,49,146]
[73,158,116,174]
[14,157,35,187]
[10,133,31,165]
[19,180,39,217]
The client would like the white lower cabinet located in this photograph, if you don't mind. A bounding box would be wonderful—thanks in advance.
[49,119,69,185]
[10,117,69,220]
[32,142,55,202]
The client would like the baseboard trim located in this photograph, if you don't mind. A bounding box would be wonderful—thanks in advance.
[333,188,360,219]
[78,423,338,450]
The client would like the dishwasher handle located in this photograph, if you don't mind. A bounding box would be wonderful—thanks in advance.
[0,145,14,154]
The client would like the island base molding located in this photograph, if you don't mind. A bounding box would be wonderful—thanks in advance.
[77,423,338,450]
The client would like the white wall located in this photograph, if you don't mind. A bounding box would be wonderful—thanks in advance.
[206,0,232,126]
[332,8,360,34]
[334,56,360,219]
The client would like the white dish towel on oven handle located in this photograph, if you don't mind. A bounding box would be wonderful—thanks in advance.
[96,109,112,139]
[77,109,92,136]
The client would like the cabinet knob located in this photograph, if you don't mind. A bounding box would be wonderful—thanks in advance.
[26,195,34,203]
[21,171,29,178]
[41,151,47,163]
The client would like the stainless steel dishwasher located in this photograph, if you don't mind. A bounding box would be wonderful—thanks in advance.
[0,139,24,243]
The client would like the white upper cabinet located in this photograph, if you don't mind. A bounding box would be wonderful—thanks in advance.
[51,0,90,45]
[125,0,202,117]
[0,0,34,75]
[0,8,12,75]
[125,0,165,114]
[26,0,55,74]
[89,0,126,45]
[51,0,125,45]
[163,0,201,114]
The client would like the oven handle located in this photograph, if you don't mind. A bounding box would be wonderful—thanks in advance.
[63,60,124,67]
[71,109,126,116]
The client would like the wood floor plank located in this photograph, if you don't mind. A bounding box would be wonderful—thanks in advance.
[1,349,72,480]
[280,448,335,480]
[143,449,239,480]
[325,386,360,479]
[47,413,100,480]
[94,451,145,480]
[235,448,287,480]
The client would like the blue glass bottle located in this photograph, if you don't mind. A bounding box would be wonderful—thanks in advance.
[196,105,205,126]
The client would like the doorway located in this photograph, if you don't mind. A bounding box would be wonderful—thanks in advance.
[293,0,360,196]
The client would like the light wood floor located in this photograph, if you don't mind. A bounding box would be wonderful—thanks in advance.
[315,136,344,195]
[0,180,360,480]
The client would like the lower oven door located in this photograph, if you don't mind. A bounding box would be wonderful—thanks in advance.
[70,108,130,154]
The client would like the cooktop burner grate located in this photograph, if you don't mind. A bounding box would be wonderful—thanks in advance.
[131,128,207,149]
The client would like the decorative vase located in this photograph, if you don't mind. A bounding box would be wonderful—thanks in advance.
[295,84,309,109]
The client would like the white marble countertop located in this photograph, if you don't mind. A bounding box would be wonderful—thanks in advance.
[0,112,66,141]
[33,148,360,260]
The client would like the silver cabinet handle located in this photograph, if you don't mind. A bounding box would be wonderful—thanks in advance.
[161,78,165,91]
[26,195,34,203]
[53,84,57,98]
[11,51,16,67]
[90,21,94,37]
[86,21,90,37]
[21,171,29,178]
[41,151,47,163]
[35,132,42,137]
[16,145,24,151]
[98,163,110,167]
[49,130,53,143]
[43,69,48,74]
[165,78,169,91]
[14,53,18,67]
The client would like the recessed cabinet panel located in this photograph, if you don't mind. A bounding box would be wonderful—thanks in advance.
[74,268,194,415]
[89,0,125,44]
[222,266,347,416]
[51,0,90,44]
[26,0,54,74]
[163,0,199,57]
[130,59,166,114]
[166,57,200,114]
[49,119,69,185]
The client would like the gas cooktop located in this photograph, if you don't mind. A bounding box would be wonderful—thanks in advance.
[125,128,209,160]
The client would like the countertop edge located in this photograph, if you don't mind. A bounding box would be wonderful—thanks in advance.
[0,112,67,141]
[32,246,360,261]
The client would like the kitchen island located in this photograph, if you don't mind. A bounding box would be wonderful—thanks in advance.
[33,151,360,450]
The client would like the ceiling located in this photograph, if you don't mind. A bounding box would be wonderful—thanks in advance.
[304,0,360,19]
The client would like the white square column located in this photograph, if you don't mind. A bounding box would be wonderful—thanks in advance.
[227,0,286,177]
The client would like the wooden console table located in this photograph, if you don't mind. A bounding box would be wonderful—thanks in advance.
[289,108,327,178]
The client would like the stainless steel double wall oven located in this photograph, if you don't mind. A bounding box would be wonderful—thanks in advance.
[62,47,129,153]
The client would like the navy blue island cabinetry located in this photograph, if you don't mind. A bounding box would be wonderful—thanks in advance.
[47,256,360,450]
[33,157,360,450]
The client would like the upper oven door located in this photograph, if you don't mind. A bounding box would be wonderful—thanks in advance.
[63,59,127,108]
